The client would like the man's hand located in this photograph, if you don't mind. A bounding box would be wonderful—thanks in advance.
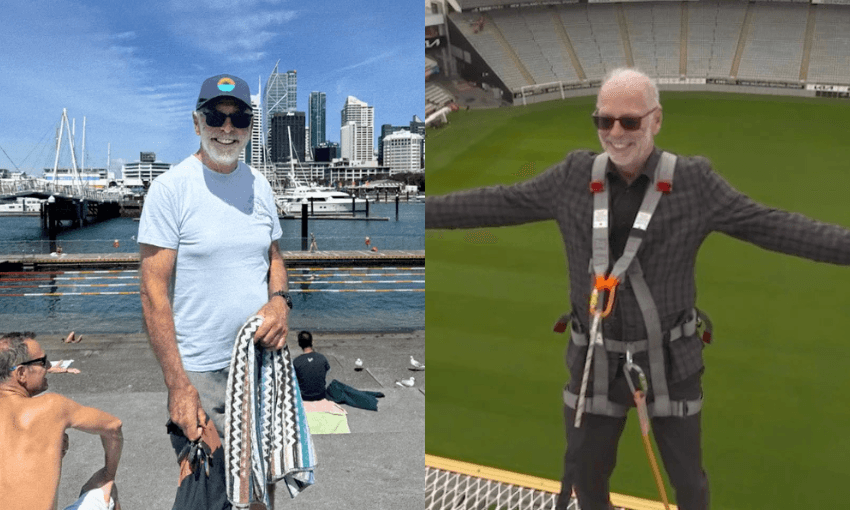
[253,297,289,350]
[79,467,116,500]
[168,385,205,442]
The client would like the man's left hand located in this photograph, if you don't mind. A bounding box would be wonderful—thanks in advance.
[254,297,289,350]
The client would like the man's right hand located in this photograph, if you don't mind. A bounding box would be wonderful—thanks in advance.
[168,385,205,441]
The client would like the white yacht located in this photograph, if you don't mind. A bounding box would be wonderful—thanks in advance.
[273,127,366,217]
[276,185,367,217]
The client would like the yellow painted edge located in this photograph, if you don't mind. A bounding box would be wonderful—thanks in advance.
[425,455,678,510]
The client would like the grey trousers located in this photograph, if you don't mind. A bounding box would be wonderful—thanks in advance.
[555,370,709,510]
[186,367,230,438]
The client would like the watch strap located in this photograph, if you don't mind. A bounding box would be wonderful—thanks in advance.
[271,290,293,309]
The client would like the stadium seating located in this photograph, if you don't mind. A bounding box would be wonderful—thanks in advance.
[426,83,455,116]
[623,2,681,78]
[559,3,626,81]
[807,4,850,84]
[447,0,850,95]
[736,2,808,82]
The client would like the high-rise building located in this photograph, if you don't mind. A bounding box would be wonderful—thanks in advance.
[410,115,425,169]
[339,96,374,164]
[309,92,327,153]
[270,111,306,163]
[382,130,423,174]
[378,115,426,168]
[314,142,339,162]
[240,91,264,170]
[264,62,297,146]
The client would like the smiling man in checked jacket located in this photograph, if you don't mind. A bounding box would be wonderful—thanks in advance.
[425,68,850,510]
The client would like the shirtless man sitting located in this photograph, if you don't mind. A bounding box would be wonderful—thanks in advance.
[0,332,123,510]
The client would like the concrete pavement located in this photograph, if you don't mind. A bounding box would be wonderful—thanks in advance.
[38,330,424,509]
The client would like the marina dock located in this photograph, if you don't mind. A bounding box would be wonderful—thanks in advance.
[0,250,425,271]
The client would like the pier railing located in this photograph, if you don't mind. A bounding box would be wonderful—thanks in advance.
[0,235,425,256]
[0,180,135,205]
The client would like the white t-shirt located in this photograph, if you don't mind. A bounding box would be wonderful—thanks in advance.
[137,156,283,371]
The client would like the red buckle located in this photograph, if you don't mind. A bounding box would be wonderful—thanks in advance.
[656,181,672,194]
[701,331,712,344]
[553,321,568,334]
[589,180,604,193]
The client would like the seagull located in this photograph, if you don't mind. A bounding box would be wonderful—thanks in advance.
[396,376,415,387]
[410,356,425,371]
[354,358,363,370]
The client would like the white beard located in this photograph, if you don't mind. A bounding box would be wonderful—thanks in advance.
[200,135,244,168]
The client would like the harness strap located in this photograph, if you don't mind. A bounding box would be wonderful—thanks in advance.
[590,155,610,279]
[628,259,671,416]
[563,388,702,418]
[609,152,676,283]
[582,152,678,419]
[569,311,698,349]
[564,387,629,417]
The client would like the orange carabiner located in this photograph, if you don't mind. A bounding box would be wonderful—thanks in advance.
[593,275,619,318]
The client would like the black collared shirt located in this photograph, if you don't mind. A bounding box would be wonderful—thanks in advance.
[606,167,651,262]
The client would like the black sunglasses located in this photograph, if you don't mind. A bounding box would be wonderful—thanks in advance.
[592,107,658,131]
[10,355,49,371]
[200,108,253,129]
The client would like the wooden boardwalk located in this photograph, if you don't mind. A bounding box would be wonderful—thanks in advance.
[0,250,425,271]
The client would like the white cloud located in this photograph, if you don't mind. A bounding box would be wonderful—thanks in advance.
[110,31,137,41]
[334,50,400,74]
[167,4,298,62]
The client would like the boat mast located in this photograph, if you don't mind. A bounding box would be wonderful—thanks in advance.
[64,111,81,193]
[81,116,86,173]
[51,111,64,192]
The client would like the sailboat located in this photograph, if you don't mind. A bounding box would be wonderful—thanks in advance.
[274,127,366,217]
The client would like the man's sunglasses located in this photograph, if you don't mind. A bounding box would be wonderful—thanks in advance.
[9,355,49,371]
[592,107,658,131]
[200,108,253,129]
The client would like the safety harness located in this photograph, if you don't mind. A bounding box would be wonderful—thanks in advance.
[556,152,711,425]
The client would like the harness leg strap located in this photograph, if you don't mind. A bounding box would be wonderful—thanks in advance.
[628,260,671,416]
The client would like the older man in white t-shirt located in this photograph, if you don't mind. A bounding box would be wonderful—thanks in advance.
[138,74,292,509]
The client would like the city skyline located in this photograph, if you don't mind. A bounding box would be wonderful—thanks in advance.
[1,0,423,176]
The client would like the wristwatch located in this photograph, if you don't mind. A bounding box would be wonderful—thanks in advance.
[271,290,293,309]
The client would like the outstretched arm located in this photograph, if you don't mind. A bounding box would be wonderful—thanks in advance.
[699,161,850,265]
[140,243,204,441]
[425,155,573,230]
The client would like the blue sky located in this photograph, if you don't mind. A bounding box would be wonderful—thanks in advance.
[1,0,423,176]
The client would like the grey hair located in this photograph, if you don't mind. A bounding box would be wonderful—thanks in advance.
[600,67,660,108]
[0,332,35,382]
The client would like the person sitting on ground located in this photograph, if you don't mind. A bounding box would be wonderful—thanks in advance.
[293,331,385,411]
[293,331,331,401]
[0,332,123,510]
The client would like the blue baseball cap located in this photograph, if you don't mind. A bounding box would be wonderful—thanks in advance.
[196,74,253,111]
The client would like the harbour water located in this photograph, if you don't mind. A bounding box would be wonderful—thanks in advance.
[0,202,424,334]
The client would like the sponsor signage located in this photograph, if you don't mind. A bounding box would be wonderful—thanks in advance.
[426,36,446,49]
[806,83,850,93]
[656,77,706,85]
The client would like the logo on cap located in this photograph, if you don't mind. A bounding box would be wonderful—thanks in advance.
[217,77,236,92]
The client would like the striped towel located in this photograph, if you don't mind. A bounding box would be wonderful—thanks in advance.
[224,315,317,509]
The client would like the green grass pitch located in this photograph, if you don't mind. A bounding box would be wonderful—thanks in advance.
[425,92,850,509]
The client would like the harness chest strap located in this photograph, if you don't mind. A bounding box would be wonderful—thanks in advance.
[579,151,701,418]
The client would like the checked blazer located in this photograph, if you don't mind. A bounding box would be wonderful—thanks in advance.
[426,148,850,393]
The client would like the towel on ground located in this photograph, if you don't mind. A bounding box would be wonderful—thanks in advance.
[325,379,385,411]
[303,399,350,434]
[224,316,317,509]
[63,487,113,510]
